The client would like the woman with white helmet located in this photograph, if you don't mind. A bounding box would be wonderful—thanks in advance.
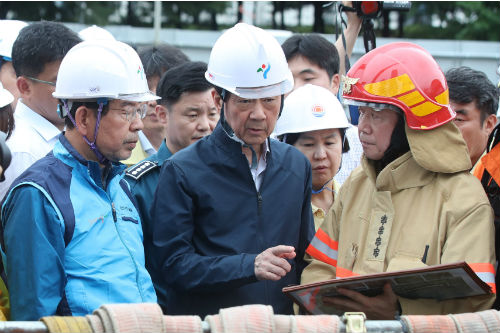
[275,84,349,230]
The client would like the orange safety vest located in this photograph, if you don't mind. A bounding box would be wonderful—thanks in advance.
[473,122,500,310]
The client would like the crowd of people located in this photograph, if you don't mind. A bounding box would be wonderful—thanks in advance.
[0,3,499,323]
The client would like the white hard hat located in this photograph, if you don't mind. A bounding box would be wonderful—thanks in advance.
[274,84,349,136]
[53,39,159,112]
[0,20,28,59]
[0,81,14,108]
[205,23,293,99]
[78,25,115,41]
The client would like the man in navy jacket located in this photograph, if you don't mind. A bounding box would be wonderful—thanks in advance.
[150,23,315,317]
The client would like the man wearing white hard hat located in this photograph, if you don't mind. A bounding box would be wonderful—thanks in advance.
[275,84,350,231]
[0,20,28,110]
[150,23,314,316]
[0,22,81,201]
[1,39,158,320]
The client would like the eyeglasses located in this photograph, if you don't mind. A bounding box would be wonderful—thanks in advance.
[109,103,148,122]
[25,76,57,87]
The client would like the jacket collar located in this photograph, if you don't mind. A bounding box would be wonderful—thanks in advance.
[362,151,435,192]
[156,140,173,167]
[15,99,61,143]
[212,121,273,160]
[406,121,471,173]
[57,133,126,186]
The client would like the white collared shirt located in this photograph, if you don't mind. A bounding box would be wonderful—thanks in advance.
[138,131,157,156]
[0,100,61,200]
[249,140,270,191]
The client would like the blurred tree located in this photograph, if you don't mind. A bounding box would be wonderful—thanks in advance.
[402,1,499,41]
[161,1,230,30]
[0,1,229,31]
[0,1,120,25]
[237,1,243,23]
[271,1,306,30]
[313,2,328,33]
[1,1,497,41]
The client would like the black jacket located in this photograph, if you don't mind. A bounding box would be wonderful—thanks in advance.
[150,123,315,317]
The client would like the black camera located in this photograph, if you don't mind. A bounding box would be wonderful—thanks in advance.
[352,1,383,19]
[342,1,412,52]
[352,1,411,19]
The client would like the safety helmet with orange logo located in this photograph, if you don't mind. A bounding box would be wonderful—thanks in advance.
[342,42,455,130]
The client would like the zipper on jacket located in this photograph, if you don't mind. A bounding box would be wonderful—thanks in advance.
[111,202,117,222]
[257,192,263,215]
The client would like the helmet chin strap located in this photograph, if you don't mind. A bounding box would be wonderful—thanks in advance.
[311,177,336,194]
[63,99,109,165]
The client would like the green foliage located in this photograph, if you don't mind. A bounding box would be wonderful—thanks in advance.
[403,1,500,41]
[0,1,121,24]
[0,1,497,39]
[0,1,230,31]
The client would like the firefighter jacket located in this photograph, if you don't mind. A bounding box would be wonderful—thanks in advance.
[1,134,157,320]
[149,123,315,317]
[302,121,496,315]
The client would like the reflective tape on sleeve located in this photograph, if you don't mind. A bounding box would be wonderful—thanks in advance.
[336,266,359,279]
[469,262,496,294]
[306,228,339,267]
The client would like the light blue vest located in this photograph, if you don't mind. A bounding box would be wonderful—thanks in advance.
[2,135,156,316]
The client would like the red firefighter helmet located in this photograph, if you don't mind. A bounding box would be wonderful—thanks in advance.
[342,42,455,130]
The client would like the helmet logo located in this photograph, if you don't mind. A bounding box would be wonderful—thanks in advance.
[137,65,144,80]
[257,63,271,79]
[208,72,215,80]
[312,105,325,118]
[342,75,360,94]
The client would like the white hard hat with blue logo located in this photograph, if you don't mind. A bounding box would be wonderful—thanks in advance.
[205,23,293,99]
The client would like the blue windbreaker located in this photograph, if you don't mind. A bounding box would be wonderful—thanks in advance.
[150,123,315,317]
[1,134,156,320]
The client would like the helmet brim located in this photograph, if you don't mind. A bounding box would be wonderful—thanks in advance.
[118,92,161,102]
[206,70,294,99]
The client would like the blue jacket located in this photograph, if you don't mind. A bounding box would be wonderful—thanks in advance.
[150,123,315,317]
[125,140,172,310]
[1,134,156,320]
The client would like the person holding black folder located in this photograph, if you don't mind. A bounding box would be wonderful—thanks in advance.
[301,42,496,319]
